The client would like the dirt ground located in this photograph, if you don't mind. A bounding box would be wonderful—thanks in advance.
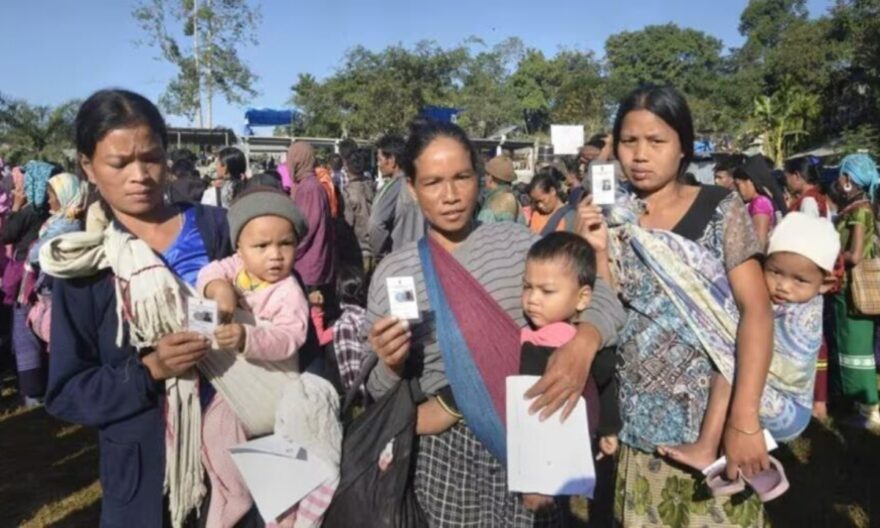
[0,372,877,527]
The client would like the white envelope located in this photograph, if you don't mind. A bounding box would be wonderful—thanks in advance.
[506,375,596,497]
[229,434,335,523]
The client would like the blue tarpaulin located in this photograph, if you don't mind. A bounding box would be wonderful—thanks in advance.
[244,108,300,126]
[420,106,461,124]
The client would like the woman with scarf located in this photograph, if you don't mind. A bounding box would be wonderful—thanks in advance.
[577,86,774,526]
[0,160,54,405]
[832,153,880,428]
[733,155,788,249]
[23,173,86,346]
[366,120,626,526]
[41,89,236,527]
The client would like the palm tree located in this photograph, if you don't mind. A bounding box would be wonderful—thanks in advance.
[0,93,80,166]
[750,80,820,166]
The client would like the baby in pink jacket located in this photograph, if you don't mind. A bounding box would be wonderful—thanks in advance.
[198,188,321,527]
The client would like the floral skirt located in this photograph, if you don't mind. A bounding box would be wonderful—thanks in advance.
[614,446,764,528]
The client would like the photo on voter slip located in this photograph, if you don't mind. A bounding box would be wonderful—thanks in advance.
[187,297,219,338]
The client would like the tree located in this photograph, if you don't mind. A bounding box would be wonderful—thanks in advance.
[290,41,469,138]
[0,93,79,166]
[739,0,809,56]
[453,38,524,137]
[750,81,821,165]
[133,0,260,127]
[604,24,724,130]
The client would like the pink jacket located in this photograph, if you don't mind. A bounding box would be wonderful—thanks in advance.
[197,254,309,362]
[196,255,312,528]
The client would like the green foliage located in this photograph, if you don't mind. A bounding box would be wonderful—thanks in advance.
[839,124,880,155]
[133,0,260,126]
[291,39,606,138]
[603,23,734,133]
[0,93,79,166]
[750,80,821,165]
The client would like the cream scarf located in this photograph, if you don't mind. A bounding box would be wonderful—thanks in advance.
[40,225,204,528]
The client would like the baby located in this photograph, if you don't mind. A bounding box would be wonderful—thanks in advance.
[197,187,330,527]
[519,232,621,510]
[416,233,621,513]
[658,212,841,473]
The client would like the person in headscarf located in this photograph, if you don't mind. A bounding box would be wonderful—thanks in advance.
[0,160,55,406]
[28,173,85,262]
[287,142,335,287]
[832,153,880,429]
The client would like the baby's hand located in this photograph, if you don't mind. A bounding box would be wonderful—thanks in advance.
[215,323,246,352]
[521,493,555,512]
[204,279,238,322]
[597,434,619,459]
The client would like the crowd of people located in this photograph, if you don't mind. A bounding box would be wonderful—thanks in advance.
[0,83,878,528]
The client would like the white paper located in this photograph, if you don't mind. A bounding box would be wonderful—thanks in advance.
[590,162,617,205]
[506,375,596,497]
[701,429,779,477]
[550,125,585,156]
[386,276,420,320]
[230,434,335,523]
[186,297,218,338]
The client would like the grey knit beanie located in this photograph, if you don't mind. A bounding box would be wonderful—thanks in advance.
[228,189,309,245]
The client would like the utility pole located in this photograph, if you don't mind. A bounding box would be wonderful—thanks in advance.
[193,0,204,127]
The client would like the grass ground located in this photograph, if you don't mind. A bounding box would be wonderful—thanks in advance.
[0,372,876,527]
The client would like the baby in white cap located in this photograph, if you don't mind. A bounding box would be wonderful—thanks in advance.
[660,212,840,484]
[763,211,840,305]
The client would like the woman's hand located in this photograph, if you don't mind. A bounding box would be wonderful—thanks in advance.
[215,323,246,352]
[204,280,238,322]
[525,324,600,421]
[722,420,770,480]
[369,316,411,376]
[575,198,609,254]
[521,493,555,512]
[142,332,211,381]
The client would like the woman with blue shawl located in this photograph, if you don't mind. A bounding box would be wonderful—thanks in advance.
[832,153,880,428]
[365,120,626,526]
[0,160,54,405]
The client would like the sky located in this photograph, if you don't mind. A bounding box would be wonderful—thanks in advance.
[2,0,835,133]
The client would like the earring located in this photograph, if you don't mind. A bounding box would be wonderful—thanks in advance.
[843,183,853,193]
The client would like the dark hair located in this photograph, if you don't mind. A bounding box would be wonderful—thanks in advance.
[218,146,247,180]
[527,232,597,288]
[585,134,606,150]
[529,166,565,195]
[217,146,246,200]
[682,172,700,186]
[246,172,284,192]
[713,153,744,174]
[376,134,406,165]
[734,155,788,214]
[170,148,197,165]
[345,148,370,178]
[75,89,167,160]
[336,265,366,307]
[783,156,821,185]
[561,156,581,175]
[329,153,344,172]
[401,120,479,182]
[612,85,694,179]
[338,139,358,161]
[171,158,198,180]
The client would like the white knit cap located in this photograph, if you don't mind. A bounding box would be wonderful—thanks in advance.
[767,212,840,272]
